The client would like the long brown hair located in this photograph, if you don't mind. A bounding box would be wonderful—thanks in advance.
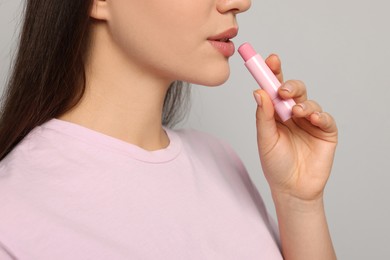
[0,0,190,161]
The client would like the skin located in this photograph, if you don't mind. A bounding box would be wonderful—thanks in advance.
[59,0,338,259]
[255,55,338,259]
[60,0,250,150]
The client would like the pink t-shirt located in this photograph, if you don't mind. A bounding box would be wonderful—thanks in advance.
[0,119,282,259]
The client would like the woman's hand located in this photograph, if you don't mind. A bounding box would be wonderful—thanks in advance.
[253,54,338,203]
[253,54,338,260]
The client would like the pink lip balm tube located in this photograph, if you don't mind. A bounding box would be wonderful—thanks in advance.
[238,42,296,122]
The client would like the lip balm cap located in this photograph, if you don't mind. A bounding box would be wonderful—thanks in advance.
[238,42,256,62]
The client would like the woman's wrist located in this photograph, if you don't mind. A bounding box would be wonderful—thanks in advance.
[271,190,336,260]
[271,190,325,214]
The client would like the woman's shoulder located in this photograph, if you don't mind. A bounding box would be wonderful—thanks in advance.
[170,127,244,166]
[0,121,57,174]
[172,127,233,151]
[0,118,97,175]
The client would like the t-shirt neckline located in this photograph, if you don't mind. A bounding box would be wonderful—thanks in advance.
[39,118,182,164]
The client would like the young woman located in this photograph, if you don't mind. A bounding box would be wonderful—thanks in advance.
[0,0,338,259]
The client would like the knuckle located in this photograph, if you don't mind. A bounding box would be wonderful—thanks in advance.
[285,80,307,93]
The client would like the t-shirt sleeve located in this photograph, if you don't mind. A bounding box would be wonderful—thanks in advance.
[217,137,281,247]
[173,128,281,248]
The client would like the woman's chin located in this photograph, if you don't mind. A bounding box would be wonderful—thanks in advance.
[189,67,230,87]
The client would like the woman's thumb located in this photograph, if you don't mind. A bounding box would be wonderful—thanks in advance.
[253,90,279,151]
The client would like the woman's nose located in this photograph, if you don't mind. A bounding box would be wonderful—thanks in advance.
[217,0,252,15]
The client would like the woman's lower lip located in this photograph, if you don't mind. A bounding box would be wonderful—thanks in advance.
[208,40,235,57]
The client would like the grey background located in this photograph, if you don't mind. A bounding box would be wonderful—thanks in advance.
[1,0,390,259]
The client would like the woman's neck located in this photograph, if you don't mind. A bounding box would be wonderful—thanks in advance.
[58,23,172,151]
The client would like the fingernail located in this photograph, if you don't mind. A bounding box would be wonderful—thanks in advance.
[253,92,262,107]
[314,111,321,118]
[297,103,306,110]
[281,83,293,93]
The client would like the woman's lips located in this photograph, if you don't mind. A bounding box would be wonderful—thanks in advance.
[207,27,238,57]
[208,40,235,57]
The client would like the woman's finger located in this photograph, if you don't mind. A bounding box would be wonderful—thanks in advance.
[265,54,284,83]
[278,80,308,104]
[309,112,338,135]
[292,100,323,118]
